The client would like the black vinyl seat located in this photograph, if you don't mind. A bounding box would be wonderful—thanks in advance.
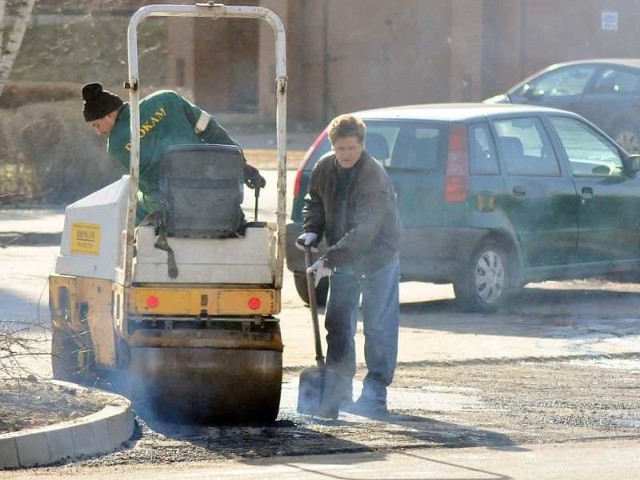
[159,144,245,238]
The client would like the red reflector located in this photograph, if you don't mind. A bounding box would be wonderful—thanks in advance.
[445,124,470,202]
[248,297,261,310]
[146,295,159,309]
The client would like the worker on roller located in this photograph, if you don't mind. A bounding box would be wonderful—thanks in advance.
[81,82,265,224]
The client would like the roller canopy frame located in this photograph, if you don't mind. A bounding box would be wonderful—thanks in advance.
[122,3,288,290]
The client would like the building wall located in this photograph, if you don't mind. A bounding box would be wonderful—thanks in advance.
[323,0,451,119]
[167,0,259,113]
[517,0,640,83]
[449,0,484,102]
[262,0,454,123]
[481,0,640,98]
[481,0,524,99]
[168,0,640,125]
[167,18,195,94]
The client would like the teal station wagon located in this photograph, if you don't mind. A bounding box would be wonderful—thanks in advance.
[285,103,640,313]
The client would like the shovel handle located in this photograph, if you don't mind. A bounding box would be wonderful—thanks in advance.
[304,246,326,367]
[253,186,260,221]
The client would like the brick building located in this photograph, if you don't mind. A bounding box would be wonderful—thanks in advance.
[161,0,640,125]
[32,0,640,125]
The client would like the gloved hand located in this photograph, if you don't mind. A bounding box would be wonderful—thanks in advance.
[307,257,332,287]
[243,164,266,190]
[295,232,318,252]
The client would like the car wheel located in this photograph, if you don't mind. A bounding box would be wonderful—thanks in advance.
[454,240,512,313]
[612,125,640,154]
[293,271,328,306]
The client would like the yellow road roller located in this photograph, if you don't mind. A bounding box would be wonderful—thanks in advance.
[49,3,288,423]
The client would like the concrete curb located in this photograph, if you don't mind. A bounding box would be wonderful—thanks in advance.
[0,381,135,469]
[0,232,62,246]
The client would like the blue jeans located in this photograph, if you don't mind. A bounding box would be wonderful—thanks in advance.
[324,254,400,403]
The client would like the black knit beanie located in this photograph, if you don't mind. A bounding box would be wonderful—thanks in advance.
[82,82,123,122]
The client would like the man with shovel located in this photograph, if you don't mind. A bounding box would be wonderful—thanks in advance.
[296,114,401,416]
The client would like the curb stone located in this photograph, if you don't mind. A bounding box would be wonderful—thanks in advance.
[0,232,62,247]
[0,381,134,469]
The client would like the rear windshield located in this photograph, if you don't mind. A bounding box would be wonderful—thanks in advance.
[304,120,447,171]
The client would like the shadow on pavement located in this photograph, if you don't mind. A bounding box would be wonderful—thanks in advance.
[0,232,62,246]
[121,405,524,464]
[341,410,526,452]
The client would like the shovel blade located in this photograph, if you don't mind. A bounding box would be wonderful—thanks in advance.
[297,366,342,419]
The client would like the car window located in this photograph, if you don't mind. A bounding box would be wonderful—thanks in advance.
[366,125,398,166]
[388,123,443,170]
[523,65,595,97]
[493,117,561,176]
[303,121,446,171]
[469,123,499,174]
[592,67,640,95]
[549,116,623,177]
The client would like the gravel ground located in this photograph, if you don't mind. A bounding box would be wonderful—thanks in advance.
[0,378,106,434]
[2,276,640,475]
[9,352,637,474]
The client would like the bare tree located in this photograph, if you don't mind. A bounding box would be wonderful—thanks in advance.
[0,323,51,378]
[0,0,37,98]
[0,0,6,49]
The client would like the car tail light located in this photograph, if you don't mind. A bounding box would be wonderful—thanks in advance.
[293,167,303,199]
[445,125,470,202]
[293,130,327,199]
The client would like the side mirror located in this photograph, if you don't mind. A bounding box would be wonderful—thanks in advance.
[625,154,640,174]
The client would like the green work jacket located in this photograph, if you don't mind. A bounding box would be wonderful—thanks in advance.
[107,90,240,217]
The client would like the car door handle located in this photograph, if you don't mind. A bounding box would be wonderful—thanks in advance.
[581,186,594,199]
[512,186,526,196]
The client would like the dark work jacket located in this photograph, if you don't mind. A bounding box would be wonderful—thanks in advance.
[303,151,400,274]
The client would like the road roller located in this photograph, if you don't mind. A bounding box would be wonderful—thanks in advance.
[48,3,288,423]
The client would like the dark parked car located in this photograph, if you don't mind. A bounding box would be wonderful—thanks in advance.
[286,103,640,312]
[484,59,640,154]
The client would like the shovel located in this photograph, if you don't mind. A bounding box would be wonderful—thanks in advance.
[296,246,341,419]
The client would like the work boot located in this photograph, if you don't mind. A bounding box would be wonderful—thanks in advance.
[343,395,388,417]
